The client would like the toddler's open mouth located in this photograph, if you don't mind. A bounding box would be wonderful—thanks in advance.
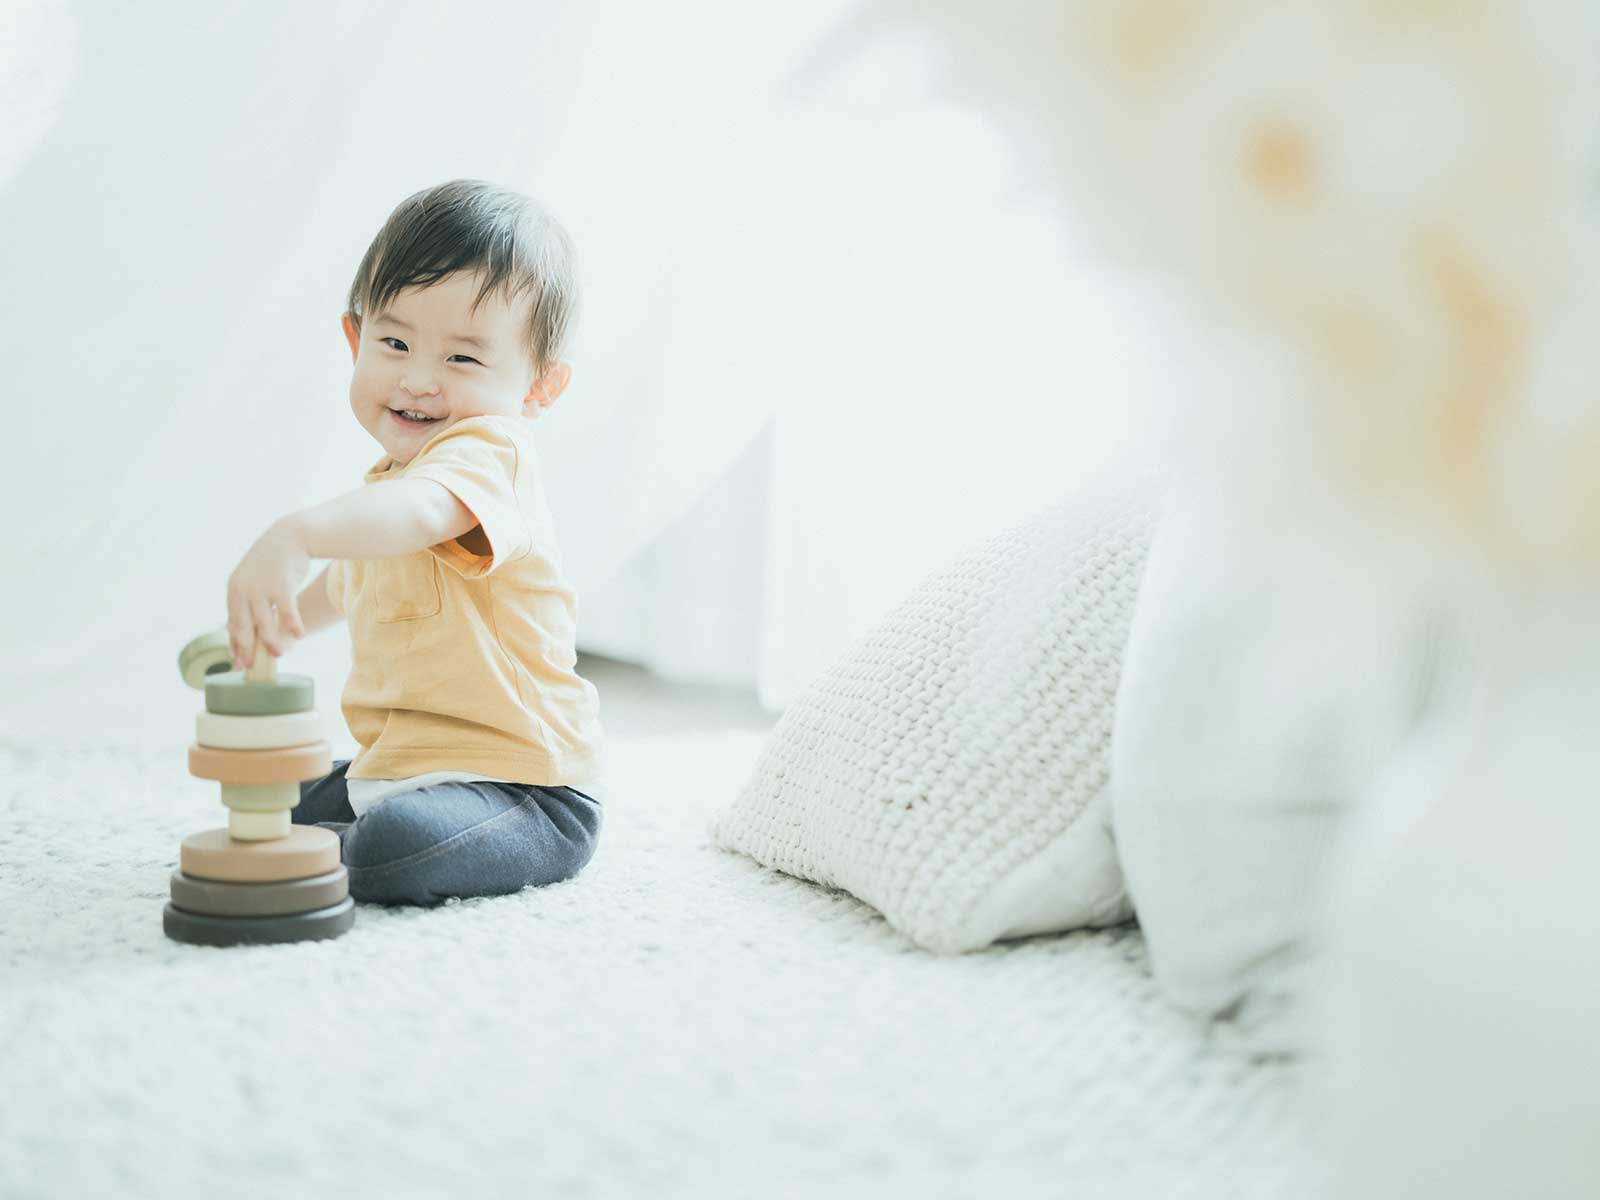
[390,407,441,427]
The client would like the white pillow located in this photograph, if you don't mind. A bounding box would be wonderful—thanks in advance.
[712,480,1154,953]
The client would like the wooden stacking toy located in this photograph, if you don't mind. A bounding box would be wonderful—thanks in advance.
[164,629,355,947]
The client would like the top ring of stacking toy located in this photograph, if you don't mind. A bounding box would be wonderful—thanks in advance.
[178,629,235,689]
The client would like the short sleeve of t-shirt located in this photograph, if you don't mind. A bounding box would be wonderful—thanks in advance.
[402,418,531,578]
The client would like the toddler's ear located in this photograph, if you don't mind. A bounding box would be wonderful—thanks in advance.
[524,363,572,415]
[341,313,360,362]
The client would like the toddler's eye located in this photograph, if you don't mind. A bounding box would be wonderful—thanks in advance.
[380,337,408,352]
[448,354,482,365]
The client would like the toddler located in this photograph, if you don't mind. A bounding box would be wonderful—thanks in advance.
[224,178,605,905]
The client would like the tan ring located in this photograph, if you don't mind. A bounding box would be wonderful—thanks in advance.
[180,825,341,884]
[188,741,332,785]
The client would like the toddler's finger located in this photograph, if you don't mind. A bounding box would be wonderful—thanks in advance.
[225,594,248,666]
[227,616,250,667]
[231,625,254,669]
[281,595,305,639]
[249,596,280,657]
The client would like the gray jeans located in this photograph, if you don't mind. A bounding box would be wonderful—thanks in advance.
[295,759,602,905]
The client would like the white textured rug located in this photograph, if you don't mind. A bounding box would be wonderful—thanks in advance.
[0,729,1315,1199]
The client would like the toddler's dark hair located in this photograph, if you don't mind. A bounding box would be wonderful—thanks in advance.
[345,179,577,377]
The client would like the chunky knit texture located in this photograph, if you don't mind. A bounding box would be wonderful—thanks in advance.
[713,481,1156,952]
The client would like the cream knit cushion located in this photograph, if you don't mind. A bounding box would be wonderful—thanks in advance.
[712,481,1155,953]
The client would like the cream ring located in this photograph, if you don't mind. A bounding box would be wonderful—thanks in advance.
[220,782,300,813]
[196,710,323,750]
[229,809,292,842]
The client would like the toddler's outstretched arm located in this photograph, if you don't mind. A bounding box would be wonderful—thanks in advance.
[228,478,476,667]
[286,479,476,562]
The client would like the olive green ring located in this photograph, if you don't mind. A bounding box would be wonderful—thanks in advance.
[204,671,315,716]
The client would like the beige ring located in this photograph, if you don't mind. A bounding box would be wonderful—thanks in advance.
[180,825,341,883]
[188,741,332,785]
[196,710,324,751]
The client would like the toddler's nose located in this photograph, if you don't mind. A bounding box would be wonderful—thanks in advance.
[401,369,440,397]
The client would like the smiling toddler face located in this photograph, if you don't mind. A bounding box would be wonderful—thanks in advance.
[344,270,545,466]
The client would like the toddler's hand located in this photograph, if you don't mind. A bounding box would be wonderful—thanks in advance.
[227,518,310,667]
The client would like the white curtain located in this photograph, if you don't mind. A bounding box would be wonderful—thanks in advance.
[2,0,1166,745]
[568,9,1171,708]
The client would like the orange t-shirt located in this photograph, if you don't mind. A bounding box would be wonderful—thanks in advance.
[325,414,605,790]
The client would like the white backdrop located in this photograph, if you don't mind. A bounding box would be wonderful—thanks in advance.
[1,0,1165,745]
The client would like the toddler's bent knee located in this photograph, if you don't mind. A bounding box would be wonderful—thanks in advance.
[340,787,602,905]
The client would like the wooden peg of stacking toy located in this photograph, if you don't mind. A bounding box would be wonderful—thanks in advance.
[164,627,355,947]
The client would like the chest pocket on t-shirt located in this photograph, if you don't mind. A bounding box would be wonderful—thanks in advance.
[372,553,442,622]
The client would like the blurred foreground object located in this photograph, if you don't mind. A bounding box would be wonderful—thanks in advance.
[1316,595,1600,1198]
[888,0,1600,1189]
